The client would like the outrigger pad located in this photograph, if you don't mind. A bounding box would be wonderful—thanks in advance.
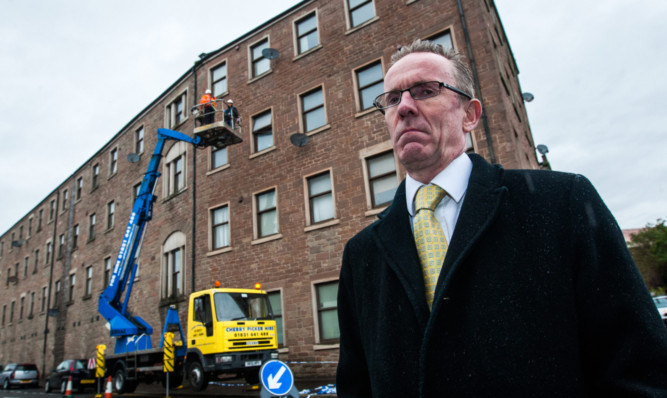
[194,121,243,148]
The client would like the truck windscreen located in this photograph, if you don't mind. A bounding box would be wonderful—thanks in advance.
[214,292,273,321]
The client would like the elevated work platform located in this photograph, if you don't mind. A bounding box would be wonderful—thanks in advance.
[194,121,243,148]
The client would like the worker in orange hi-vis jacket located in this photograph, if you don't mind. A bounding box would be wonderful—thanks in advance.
[200,89,216,125]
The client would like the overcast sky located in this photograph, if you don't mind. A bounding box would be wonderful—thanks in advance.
[1,0,666,235]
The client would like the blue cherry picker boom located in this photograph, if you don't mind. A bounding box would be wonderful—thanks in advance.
[98,118,278,394]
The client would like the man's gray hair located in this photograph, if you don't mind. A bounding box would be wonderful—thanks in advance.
[391,39,475,99]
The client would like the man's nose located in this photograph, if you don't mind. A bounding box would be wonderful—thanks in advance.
[397,90,417,115]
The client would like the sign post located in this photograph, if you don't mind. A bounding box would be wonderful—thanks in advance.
[259,360,298,398]
[163,332,174,398]
[95,344,106,398]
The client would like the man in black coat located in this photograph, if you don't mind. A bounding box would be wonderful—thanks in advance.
[336,39,667,397]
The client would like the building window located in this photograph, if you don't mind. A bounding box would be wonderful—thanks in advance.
[28,217,33,238]
[1,305,5,326]
[62,189,68,211]
[72,224,79,249]
[9,301,15,323]
[103,257,111,288]
[306,171,335,224]
[24,256,29,277]
[427,29,453,50]
[348,0,375,28]
[166,92,187,128]
[68,273,76,303]
[85,266,93,297]
[54,280,61,307]
[110,148,118,175]
[45,241,53,265]
[210,205,230,250]
[135,126,144,154]
[133,182,142,202]
[89,213,96,241]
[19,296,25,320]
[295,12,319,55]
[315,280,340,342]
[168,156,184,195]
[29,292,35,318]
[267,291,284,346]
[211,146,228,170]
[76,177,83,200]
[164,142,187,196]
[107,201,115,229]
[300,87,326,133]
[250,38,271,78]
[355,61,384,111]
[41,286,47,313]
[255,189,278,238]
[37,209,43,231]
[92,164,100,189]
[33,249,39,273]
[57,234,65,258]
[366,150,399,208]
[162,232,185,299]
[211,62,227,97]
[252,110,273,153]
[49,199,56,221]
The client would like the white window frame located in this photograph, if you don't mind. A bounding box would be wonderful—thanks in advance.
[250,109,274,155]
[161,232,186,299]
[248,37,271,80]
[164,141,187,197]
[209,203,231,253]
[165,90,188,128]
[252,187,281,244]
[360,142,401,215]
[293,11,320,57]
[303,168,338,231]
[210,60,228,97]
[298,85,328,135]
[353,59,385,113]
[311,278,340,347]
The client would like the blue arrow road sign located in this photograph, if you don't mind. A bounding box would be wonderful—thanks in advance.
[260,360,294,396]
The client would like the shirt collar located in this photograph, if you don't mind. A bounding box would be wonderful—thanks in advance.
[406,153,472,216]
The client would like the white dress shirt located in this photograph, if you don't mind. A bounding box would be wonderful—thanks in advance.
[406,153,472,242]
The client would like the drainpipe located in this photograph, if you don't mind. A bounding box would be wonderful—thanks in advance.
[41,191,59,380]
[191,59,200,294]
[456,0,496,163]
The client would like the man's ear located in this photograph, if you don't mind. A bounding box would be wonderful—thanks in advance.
[462,99,482,132]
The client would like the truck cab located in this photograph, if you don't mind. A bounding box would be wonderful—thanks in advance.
[185,283,278,389]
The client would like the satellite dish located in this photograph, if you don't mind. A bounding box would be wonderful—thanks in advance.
[262,48,280,60]
[127,153,140,163]
[522,92,535,102]
[289,133,309,147]
[536,144,549,155]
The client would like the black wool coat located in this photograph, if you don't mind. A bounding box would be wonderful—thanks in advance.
[337,154,667,397]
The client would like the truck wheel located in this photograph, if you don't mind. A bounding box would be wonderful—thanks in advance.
[60,379,67,394]
[114,366,137,394]
[187,361,209,392]
[44,379,51,393]
[3,378,9,390]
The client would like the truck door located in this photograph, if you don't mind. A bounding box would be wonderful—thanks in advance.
[191,293,216,353]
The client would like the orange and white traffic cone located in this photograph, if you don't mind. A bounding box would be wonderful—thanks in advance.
[64,375,74,398]
[104,376,113,398]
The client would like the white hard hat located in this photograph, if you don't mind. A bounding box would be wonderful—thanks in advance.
[205,89,212,94]
[227,99,233,104]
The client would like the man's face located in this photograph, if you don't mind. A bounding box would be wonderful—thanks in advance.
[383,52,475,180]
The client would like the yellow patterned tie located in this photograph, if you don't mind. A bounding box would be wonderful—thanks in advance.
[413,185,448,309]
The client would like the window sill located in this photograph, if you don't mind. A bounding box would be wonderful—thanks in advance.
[206,163,231,176]
[304,219,340,233]
[354,107,380,119]
[82,294,92,301]
[207,246,232,257]
[345,16,379,36]
[159,295,187,307]
[364,206,389,217]
[251,233,283,246]
[293,44,322,62]
[313,342,339,351]
[247,69,274,85]
[162,187,188,203]
[249,146,277,159]
[305,124,331,137]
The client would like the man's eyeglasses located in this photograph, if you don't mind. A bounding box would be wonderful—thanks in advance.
[373,81,472,113]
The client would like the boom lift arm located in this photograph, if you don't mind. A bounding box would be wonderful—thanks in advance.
[98,126,239,354]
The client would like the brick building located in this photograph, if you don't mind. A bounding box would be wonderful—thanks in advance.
[0,0,537,381]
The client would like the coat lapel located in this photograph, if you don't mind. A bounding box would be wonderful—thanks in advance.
[433,154,507,310]
[372,181,431,328]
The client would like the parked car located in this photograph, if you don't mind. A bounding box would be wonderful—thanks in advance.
[0,363,39,389]
[653,295,667,323]
[44,359,97,394]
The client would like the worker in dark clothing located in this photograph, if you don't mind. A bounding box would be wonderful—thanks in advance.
[224,99,240,128]
[200,89,216,125]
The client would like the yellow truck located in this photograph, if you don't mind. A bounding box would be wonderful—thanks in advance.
[104,282,278,393]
